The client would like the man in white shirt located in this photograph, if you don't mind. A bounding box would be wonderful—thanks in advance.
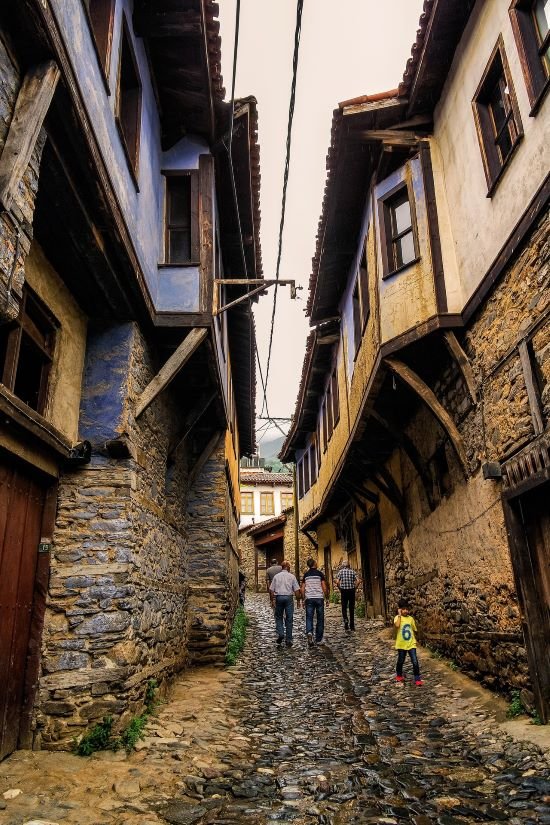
[269,560,301,647]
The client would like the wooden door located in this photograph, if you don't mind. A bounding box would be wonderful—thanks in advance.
[505,482,550,723]
[358,515,387,619]
[0,456,47,760]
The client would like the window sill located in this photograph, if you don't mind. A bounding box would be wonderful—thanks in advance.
[529,76,550,116]
[381,256,421,280]
[158,262,200,268]
[0,384,72,459]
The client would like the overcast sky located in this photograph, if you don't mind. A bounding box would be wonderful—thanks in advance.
[218,1,424,451]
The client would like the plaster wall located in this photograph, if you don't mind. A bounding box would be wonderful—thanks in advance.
[375,159,437,342]
[50,0,212,313]
[432,0,550,303]
[25,243,87,443]
[239,481,293,529]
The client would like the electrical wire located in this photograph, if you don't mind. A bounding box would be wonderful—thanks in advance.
[262,0,305,415]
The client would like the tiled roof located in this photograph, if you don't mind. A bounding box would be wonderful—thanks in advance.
[240,471,293,486]
[246,514,287,536]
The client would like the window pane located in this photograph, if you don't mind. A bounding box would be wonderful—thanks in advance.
[488,78,511,133]
[352,283,361,351]
[169,178,191,226]
[534,0,550,41]
[391,195,412,236]
[14,334,47,413]
[495,125,514,162]
[169,230,191,263]
[395,229,416,269]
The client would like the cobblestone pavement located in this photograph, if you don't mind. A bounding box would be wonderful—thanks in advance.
[1,594,549,825]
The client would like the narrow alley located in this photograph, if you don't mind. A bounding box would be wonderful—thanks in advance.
[2,595,549,825]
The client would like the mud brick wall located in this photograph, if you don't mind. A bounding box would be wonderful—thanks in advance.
[381,211,549,698]
[0,36,46,321]
[39,323,192,749]
[186,435,239,665]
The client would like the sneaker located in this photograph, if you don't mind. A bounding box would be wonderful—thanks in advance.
[285,640,293,647]
[350,626,355,631]
[316,638,325,645]
[276,636,284,645]
[415,679,424,686]
[307,632,313,646]
[344,622,349,631]
[395,675,404,683]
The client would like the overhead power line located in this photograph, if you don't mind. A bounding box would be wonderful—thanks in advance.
[262,0,305,416]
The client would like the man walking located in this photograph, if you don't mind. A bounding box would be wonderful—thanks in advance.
[336,561,358,631]
[269,560,301,647]
[266,558,282,592]
[301,558,329,646]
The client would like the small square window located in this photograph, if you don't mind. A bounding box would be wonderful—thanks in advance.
[164,174,199,264]
[510,0,550,112]
[260,492,274,515]
[83,0,115,85]
[0,286,57,415]
[241,491,254,515]
[379,184,419,277]
[473,38,523,194]
[281,492,294,510]
[116,17,142,181]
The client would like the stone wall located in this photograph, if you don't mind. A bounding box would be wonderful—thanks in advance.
[39,323,197,748]
[0,35,46,322]
[186,435,240,665]
[379,209,549,696]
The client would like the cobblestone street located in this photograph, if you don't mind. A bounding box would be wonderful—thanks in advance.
[2,595,549,825]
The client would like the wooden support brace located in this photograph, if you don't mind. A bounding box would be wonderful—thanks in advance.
[369,410,436,510]
[384,357,468,472]
[518,340,544,436]
[443,331,478,403]
[0,61,60,212]
[135,327,207,419]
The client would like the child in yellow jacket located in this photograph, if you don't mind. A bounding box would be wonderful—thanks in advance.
[394,598,423,686]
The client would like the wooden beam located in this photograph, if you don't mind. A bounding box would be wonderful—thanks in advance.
[355,129,420,147]
[518,341,544,436]
[384,357,468,472]
[369,410,436,510]
[0,61,60,212]
[133,9,202,37]
[135,328,207,419]
[168,390,216,456]
[444,331,478,403]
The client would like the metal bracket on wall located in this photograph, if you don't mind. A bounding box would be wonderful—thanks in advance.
[213,279,302,315]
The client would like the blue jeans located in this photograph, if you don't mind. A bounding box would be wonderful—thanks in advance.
[275,595,294,642]
[396,648,420,679]
[305,598,325,642]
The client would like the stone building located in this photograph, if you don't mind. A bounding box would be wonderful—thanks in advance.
[281,0,549,722]
[0,0,262,757]
[239,468,294,529]
[239,506,316,591]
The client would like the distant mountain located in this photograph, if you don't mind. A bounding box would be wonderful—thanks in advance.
[260,435,285,459]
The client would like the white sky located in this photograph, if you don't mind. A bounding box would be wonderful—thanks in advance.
[219,1,424,450]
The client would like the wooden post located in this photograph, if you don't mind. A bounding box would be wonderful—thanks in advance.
[199,154,214,313]
[0,61,60,212]
[518,341,544,436]
[293,463,300,579]
[443,331,478,403]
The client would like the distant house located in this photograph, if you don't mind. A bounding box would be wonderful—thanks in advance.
[239,506,316,591]
[239,469,294,529]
